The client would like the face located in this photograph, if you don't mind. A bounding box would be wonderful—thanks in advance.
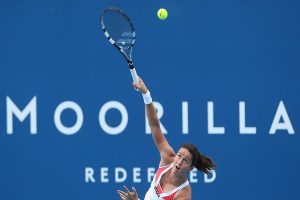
[172,148,193,176]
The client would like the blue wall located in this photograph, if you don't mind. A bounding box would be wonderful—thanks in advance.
[1,0,300,199]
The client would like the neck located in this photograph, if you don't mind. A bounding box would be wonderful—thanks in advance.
[169,168,186,185]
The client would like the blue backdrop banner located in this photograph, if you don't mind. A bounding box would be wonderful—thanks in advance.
[0,0,299,200]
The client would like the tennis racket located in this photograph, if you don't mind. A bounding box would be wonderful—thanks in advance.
[100,7,139,85]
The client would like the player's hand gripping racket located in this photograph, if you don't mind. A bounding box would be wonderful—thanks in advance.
[100,7,139,86]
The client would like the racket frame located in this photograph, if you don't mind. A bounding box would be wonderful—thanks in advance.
[100,7,139,84]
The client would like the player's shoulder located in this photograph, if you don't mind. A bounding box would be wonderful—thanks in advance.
[174,184,191,200]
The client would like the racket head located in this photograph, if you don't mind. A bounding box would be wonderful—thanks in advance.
[100,7,136,61]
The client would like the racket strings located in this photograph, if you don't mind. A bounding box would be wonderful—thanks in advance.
[102,10,135,50]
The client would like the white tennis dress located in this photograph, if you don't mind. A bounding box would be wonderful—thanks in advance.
[144,163,190,200]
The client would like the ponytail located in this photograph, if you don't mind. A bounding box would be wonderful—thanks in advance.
[181,143,216,174]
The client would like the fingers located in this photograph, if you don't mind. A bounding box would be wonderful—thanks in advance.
[132,76,144,87]
[117,190,127,200]
[132,79,147,93]
[132,83,139,89]
[123,185,130,193]
[132,186,137,196]
[137,76,143,82]
[118,186,138,200]
[117,190,127,196]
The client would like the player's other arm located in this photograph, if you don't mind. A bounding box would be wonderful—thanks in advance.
[133,77,176,166]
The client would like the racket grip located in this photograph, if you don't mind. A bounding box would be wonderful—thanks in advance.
[129,67,139,84]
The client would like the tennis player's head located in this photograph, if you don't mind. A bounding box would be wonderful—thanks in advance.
[174,144,216,175]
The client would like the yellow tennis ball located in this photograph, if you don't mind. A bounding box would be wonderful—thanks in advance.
[157,8,168,20]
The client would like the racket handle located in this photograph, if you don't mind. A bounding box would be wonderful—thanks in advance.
[130,68,139,84]
[129,65,139,91]
[128,63,139,84]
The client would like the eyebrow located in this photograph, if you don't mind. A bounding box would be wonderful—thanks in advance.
[178,151,191,161]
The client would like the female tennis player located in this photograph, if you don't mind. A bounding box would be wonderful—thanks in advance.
[117,77,216,200]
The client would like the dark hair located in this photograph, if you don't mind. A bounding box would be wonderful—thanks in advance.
[181,143,216,174]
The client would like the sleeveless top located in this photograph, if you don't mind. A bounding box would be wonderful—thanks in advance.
[144,163,190,200]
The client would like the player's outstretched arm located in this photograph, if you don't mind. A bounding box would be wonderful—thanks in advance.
[133,77,176,166]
